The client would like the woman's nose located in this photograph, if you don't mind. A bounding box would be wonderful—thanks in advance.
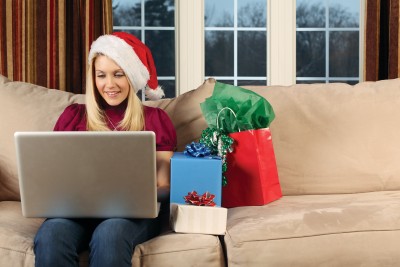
[105,76,115,88]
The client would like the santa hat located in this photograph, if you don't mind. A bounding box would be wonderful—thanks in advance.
[88,32,164,100]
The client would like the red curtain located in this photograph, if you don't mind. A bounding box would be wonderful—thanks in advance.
[364,0,400,81]
[0,0,113,93]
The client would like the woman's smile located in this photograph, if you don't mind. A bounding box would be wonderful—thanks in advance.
[104,90,121,98]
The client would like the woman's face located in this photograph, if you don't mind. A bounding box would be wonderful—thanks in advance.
[94,55,130,106]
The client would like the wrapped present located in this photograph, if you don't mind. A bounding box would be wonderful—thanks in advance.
[170,203,227,235]
[170,152,222,206]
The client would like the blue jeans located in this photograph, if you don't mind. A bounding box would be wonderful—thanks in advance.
[34,217,160,267]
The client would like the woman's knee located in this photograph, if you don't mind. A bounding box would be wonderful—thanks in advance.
[90,218,135,246]
[35,218,80,246]
[89,219,137,266]
[34,218,85,267]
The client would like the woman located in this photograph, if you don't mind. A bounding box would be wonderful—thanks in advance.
[34,32,177,267]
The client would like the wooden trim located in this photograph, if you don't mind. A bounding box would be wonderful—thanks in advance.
[175,0,204,95]
[6,0,13,79]
[364,0,380,81]
[59,0,66,91]
[388,0,399,78]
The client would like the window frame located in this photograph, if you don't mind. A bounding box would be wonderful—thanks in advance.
[190,0,297,88]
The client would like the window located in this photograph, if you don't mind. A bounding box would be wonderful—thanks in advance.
[112,0,364,95]
[296,0,361,84]
[204,0,267,86]
[203,0,362,86]
[112,0,176,98]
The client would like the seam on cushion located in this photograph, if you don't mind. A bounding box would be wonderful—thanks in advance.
[138,241,222,256]
[229,228,400,247]
[240,189,400,198]
[137,243,222,257]
[0,246,34,256]
[282,186,400,196]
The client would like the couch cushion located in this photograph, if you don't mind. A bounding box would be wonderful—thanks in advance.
[132,231,225,267]
[0,201,224,267]
[0,201,43,266]
[225,191,400,266]
[248,79,400,195]
[0,75,85,201]
[0,202,91,266]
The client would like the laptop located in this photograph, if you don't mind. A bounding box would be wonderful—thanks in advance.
[14,131,159,219]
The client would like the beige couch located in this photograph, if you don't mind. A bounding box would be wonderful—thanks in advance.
[2,74,400,266]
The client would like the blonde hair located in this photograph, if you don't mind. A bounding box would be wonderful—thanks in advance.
[86,54,145,131]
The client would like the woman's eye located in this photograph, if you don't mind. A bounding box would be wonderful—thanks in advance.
[115,72,125,78]
[96,74,105,78]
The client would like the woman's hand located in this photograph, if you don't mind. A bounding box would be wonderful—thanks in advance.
[156,151,173,202]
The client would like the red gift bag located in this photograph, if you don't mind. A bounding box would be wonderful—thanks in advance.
[222,128,282,208]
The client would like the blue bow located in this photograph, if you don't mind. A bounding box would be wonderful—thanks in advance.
[184,142,212,157]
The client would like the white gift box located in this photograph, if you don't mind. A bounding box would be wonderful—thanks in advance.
[170,203,227,235]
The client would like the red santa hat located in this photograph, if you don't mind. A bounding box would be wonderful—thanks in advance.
[88,32,164,100]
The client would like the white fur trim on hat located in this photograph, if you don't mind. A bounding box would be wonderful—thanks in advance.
[88,35,149,93]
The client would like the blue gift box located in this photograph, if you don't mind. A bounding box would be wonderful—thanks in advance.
[170,152,222,206]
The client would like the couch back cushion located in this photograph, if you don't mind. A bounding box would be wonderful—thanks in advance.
[0,75,85,201]
[144,79,213,151]
[249,79,400,195]
[3,74,400,199]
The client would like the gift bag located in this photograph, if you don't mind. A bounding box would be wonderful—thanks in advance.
[200,82,282,208]
[222,127,282,208]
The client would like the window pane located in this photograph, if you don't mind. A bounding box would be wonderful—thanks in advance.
[205,0,234,27]
[329,0,359,27]
[145,0,174,27]
[238,31,266,76]
[296,0,325,28]
[238,0,266,27]
[146,30,175,77]
[205,31,234,76]
[329,31,359,77]
[238,80,267,86]
[296,31,325,77]
[113,0,141,26]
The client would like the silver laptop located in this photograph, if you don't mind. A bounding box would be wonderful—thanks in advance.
[14,131,159,219]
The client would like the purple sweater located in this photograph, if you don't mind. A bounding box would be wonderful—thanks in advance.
[54,103,177,151]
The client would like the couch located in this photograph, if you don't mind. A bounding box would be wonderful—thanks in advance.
[1,73,400,266]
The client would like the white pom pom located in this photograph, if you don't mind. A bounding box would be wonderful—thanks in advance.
[145,85,165,100]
